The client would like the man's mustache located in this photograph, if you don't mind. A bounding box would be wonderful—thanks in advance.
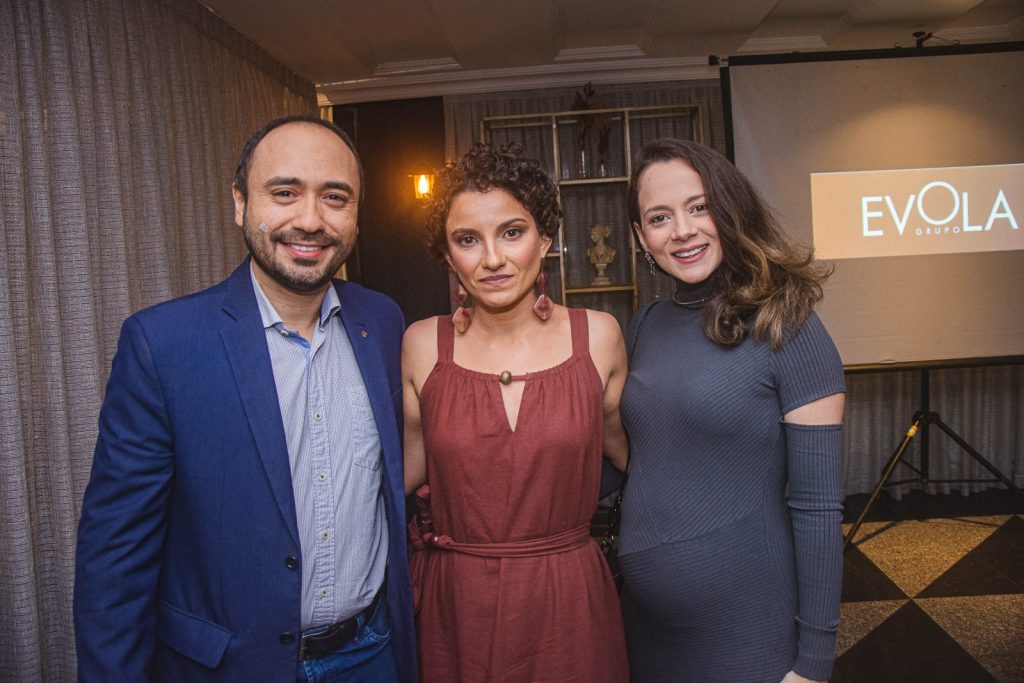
[266,228,340,248]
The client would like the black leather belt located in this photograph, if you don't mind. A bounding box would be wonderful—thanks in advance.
[298,590,383,661]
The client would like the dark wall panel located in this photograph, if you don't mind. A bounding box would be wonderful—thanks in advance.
[335,97,449,325]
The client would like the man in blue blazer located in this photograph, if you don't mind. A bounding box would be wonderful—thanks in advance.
[74,116,417,682]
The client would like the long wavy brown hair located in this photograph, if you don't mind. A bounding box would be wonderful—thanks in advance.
[426,142,562,261]
[628,138,831,349]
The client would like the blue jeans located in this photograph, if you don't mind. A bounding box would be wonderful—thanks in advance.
[296,595,396,683]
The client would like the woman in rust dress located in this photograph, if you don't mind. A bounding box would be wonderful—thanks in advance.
[402,143,630,682]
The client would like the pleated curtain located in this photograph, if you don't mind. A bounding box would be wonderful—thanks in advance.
[0,1,314,679]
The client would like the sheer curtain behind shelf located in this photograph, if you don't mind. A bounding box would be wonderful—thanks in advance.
[445,79,726,160]
[455,83,721,329]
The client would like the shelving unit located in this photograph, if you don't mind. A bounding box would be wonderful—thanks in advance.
[481,103,704,329]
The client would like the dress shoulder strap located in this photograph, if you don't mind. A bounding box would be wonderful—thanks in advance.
[435,314,455,361]
[568,307,590,355]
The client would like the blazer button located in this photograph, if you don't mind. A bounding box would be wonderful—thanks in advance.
[279,633,295,644]
[285,555,299,570]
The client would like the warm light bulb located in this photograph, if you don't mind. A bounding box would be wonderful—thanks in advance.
[410,169,435,204]
[416,174,431,198]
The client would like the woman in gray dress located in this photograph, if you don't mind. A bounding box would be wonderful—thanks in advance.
[619,138,846,683]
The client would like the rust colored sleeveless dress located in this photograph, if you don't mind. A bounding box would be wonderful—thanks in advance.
[409,308,628,682]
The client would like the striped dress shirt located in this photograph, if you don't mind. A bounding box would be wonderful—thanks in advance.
[251,266,388,629]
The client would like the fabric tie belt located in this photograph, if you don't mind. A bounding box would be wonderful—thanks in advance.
[420,523,593,558]
[411,484,592,558]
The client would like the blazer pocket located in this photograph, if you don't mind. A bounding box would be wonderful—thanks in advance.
[157,600,233,669]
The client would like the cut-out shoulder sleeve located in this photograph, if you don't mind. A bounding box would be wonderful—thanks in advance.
[771,312,846,414]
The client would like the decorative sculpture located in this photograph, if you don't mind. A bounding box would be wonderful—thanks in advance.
[587,223,616,286]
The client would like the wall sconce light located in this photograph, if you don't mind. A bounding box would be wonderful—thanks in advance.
[409,165,435,205]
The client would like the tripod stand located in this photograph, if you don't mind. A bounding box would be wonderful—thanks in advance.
[844,364,1022,549]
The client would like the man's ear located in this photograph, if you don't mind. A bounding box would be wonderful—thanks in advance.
[231,184,246,228]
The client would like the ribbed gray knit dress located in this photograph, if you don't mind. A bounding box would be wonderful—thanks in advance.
[619,300,845,682]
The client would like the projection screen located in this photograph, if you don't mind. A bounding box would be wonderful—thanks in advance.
[724,45,1024,367]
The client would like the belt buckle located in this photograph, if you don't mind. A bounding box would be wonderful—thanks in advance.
[297,628,318,661]
[298,621,338,661]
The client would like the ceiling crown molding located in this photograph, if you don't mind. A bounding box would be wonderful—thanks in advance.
[317,56,716,105]
[940,19,1023,43]
[554,44,647,61]
[372,58,462,77]
[737,35,829,53]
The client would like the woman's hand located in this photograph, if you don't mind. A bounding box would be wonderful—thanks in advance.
[781,671,826,683]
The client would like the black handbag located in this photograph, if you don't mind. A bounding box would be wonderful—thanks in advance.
[597,486,625,590]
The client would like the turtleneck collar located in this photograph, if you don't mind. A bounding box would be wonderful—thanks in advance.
[672,268,722,308]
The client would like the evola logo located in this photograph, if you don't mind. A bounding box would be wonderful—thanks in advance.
[811,164,1024,260]
[862,181,1017,237]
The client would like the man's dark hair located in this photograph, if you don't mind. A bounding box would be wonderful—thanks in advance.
[233,114,364,201]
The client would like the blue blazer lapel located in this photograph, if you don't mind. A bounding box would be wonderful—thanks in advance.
[219,263,300,546]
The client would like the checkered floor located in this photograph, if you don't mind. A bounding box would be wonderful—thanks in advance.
[835,492,1024,682]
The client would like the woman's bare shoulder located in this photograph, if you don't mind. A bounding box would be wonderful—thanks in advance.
[402,316,441,370]
[404,315,439,344]
[584,309,625,349]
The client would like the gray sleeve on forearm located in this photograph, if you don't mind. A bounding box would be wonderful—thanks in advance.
[785,421,844,681]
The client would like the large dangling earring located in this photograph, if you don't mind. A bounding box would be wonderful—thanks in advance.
[643,250,657,276]
[533,269,553,321]
[452,280,472,333]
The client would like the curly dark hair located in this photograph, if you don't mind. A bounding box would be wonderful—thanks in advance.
[426,142,562,261]
[628,138,832,350]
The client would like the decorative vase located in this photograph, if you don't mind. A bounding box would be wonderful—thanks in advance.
[576,148,589,178]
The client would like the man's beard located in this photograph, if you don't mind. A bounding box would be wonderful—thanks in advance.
[242,216,350,294]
